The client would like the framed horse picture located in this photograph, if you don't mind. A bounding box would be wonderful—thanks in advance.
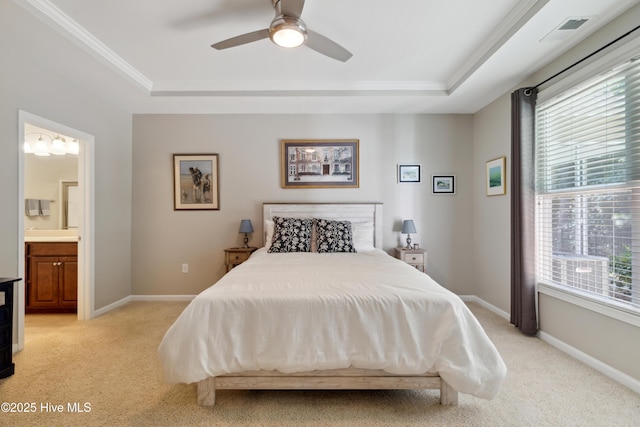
[173,154,220,210]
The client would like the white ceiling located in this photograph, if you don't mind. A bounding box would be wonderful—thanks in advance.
[17,0,640,114]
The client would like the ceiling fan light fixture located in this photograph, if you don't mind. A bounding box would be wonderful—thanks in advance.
[270,16,307,48]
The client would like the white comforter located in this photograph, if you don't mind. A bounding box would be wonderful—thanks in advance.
[158,249,507,399]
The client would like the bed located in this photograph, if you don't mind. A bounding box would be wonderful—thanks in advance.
[158,203,507,406]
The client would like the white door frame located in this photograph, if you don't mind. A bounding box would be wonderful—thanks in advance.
[17,110,95,351]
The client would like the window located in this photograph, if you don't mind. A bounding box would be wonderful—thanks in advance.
[535,56,640,313]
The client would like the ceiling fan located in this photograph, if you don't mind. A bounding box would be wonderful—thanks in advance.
[211,0,352,62]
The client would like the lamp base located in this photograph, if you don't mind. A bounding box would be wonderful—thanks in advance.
[242,234,249,248]
[405,235,412,249]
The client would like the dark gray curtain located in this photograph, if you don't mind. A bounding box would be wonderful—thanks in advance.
[510,87,538,335]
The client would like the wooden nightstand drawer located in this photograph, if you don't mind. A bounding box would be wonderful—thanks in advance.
[229,251,250,264]
[394,248,427,273]
[405,253,424,264]
[224,247,258,272]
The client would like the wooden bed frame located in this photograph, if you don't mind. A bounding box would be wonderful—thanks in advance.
[196,203,459,406]
[197,368,458,406]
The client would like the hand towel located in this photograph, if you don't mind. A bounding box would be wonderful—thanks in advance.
[39,199,51,216]
[26,199,39,216]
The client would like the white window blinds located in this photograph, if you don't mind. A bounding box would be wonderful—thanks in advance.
[535,56,640,312]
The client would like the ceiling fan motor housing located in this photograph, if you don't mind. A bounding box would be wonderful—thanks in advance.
[211,0,352,61]
[269,16,308,48]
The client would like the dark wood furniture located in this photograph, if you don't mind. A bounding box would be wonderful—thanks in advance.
[224,247,258,272]
[0,277,22,378]
[25,242,77,313]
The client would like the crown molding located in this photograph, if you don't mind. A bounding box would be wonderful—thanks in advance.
[447,0,550,93]
[17,0,153,92]
[150,80,449,97]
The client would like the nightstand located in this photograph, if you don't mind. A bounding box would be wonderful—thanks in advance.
[394,248,427,273]
[224,247,257,272]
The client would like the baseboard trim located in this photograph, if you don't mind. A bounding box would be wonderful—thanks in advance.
[538,330,640,394]
[130,295,196,302]
[93,295,195,318]
[93,295,132,317]
[459,295,510,320]
[462,295,640,394]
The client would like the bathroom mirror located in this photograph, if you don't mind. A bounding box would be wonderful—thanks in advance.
[62,181,79,229]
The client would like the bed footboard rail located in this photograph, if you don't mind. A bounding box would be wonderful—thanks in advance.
[197,369,458,406]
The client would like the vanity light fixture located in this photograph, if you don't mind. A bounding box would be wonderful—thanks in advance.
[33,134,51,157]
[66,139,80,155]
[50,135,67,155]
[24,133,78,156]
[23,139,34,154]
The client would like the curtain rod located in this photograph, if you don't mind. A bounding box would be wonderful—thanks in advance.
[533,23,640,89]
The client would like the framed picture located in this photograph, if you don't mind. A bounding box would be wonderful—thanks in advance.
[173,154,220,210]
[432,175,456,194]
[486,156,506,196]
[281,139,359,188]
[398,164,421,183]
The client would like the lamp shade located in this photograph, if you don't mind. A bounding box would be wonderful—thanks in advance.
[402,220,417,234]
[239,219,254,233]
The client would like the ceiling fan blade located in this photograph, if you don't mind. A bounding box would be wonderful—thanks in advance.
[211,29,270,50]
[279,0,305,18]
[305,30,352,62]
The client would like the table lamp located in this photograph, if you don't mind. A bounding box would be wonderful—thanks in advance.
[239,219,253,248]
[402,220,417,249]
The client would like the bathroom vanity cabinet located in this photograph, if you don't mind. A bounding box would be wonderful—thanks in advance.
[25,242,77,313]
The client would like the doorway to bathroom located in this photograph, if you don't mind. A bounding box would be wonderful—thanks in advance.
[17,110,95,351]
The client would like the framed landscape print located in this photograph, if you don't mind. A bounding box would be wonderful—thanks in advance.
[398,164,421,183]
[281,139,359,188]
[486,156,506,196]
[173,154,220,210]
[432,175,456,194]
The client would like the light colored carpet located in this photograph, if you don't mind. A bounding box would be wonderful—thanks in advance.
[23,313,76,344]
[1,301,639,426]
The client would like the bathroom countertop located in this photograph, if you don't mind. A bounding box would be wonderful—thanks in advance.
[24,230,79,242]
[25,236,78,242]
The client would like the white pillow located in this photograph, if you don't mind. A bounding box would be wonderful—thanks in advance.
[352,221,375,251]
[264,220,274,249]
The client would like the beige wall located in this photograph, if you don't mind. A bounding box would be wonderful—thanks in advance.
[471,94,512,312]
[471,3,640,382]
[131,114,475,296]
[0,1,133,309]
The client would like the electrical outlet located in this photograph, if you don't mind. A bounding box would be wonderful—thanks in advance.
[181,263,188,273]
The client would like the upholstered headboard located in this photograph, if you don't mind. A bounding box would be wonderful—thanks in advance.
[262,203,383,249]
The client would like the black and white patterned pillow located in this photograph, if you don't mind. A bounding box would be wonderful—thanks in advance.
[315,218,357,253]
[267,216,312,253]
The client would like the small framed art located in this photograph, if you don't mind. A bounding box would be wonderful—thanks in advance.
[173,153,220,210]
[432,175,456,194]
[398,164,421,183]
[486,156,506,196]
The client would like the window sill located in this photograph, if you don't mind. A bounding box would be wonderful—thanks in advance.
[537,282,640,328]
